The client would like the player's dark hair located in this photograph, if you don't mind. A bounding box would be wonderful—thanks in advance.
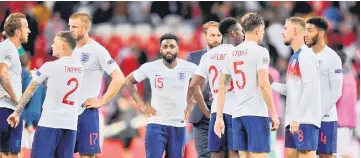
[336,50,347,67]
[218,17,238,35]
[56,31,77,50]
[159,33,179,45]
[306,17,328,32]
[240,12,264,32]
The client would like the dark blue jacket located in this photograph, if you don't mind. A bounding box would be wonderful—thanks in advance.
[187,50,212,123]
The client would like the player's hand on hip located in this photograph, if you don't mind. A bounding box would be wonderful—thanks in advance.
[209,92,213,102]
[205,110,211,119]
[184,107,191,123]
[140,104,156,117]
[290,120,300,134]
[0,95,19,105]
[269,73,274,84]
[7,112,20,128]
[271,115,280,131]
[29,68,38,77]
[83,98,103,109]
[214,117,225,138]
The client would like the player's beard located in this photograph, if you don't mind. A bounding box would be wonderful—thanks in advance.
[306,34,318,47]
[208,41,220,49]
[162,52,177,64]
[76,35,84,41]
[284,40,291,46]
[20,36,28,43]
[20,32,28,43]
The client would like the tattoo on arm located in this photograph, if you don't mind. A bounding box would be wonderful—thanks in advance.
[15,81,40,114]
[0,66,16,98]
[223,74,231,87]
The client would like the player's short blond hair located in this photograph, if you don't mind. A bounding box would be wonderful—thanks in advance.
[4,13,26,37]
[56,31,77,50]
[203,21,219,34]
[69,12,92,29]
[286,17,306,30]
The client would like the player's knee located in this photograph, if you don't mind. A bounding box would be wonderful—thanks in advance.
[228,150,239,158]
[319,153,333,158]
[238,151,247,158]
[249,152,268,158]
[95,153,101,158]
[210,151,224,158]
[299,150,316,158]
[80,154,95,158]
[285,148,297,158]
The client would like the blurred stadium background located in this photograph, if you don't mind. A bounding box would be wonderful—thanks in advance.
[0,1,359,158]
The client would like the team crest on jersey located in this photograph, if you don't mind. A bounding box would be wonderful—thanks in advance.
[107,59,115,65]
[4,55,11,61]
[178,72,185,80]
[262,57,269,64]
[81,53,90,63]
[335,69,343,73]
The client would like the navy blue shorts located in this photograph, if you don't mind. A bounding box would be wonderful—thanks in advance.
[317,121,337,154]
[145,124,185,158]
[232,116,270,152]
[285,124,319,151]
[31,126,76,158]
[74,108,100,154]
[208,113,233,152]
[0,108,23,153]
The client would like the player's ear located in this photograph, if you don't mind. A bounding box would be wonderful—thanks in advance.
[231,29,237,37]
[15,29,21,36]
[319,30,325,37]
[293,28,296,35]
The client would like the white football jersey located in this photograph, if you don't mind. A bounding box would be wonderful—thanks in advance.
[33,57,84,130]
[0,39,21,110]
[195,44,237,115]
[72,39,118,114]
[284,45,322,127]
[133,59,197,127]
[222,41,270,118]
[316,46,343,122]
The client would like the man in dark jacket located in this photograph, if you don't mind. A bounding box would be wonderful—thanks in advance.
[187,21,222,158]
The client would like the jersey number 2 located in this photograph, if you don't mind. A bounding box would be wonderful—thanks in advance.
[208,65,234,93]
[62,78,79,106]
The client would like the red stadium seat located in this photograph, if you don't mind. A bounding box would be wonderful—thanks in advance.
[34,34,47,57]
[92,36,106,47]
[22,148,31,158]
[74,153,80,158]
[185,140,197,158]
[145,35,159,60]
[99,139,125,158]
[129,137,146,158]
[105,36,123,58]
